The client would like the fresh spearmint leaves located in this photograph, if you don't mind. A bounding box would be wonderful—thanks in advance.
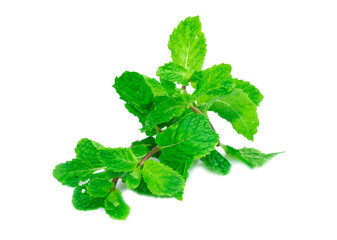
[53,16,283,221]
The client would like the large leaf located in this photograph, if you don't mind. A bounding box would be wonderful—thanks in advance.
[53,158,105,187]
[141,160,185,196]
[208,88,259,141]
[168,16,206,74]
[156,113,219,163]
[192,64,232,100]
[99,147,139,172]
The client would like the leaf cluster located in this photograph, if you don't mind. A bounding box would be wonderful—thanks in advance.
[53,16,282,220]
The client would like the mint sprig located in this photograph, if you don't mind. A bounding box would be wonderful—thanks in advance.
[53,16,283,220]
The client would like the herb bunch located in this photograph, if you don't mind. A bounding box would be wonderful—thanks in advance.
[53,16,282,220]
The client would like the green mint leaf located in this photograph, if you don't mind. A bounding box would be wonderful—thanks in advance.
[143,75,167,97]
[160,155,193,200]
[131,178,159,197]
[168,16,206,74]
[156,113,219,163]
[104,189,130,220]
[106,190,121,207]
[124,102,148,126]
[222,145,284,168]
[143,96,186,132]
[141,160,185,196]
[156,62,189,86]
[160,156,193,181]
[90,170,123,180]
[131,144,149,160]
[72,184,105,211]
[124,167,141,189]
[160,79,181,97]
[86,179,114,197]
[208,88,259,140]
[200,150,231,175]
[189,70,202,89]
[114,71,154,126]
[99,147,139,172]
[192,63,232,100]
[132,136,156,149]
[234,78,264,106]
[206,77,236,96]
[53,158,104,187]
[132,137,161,158]
[114,71,153,107]
[75,138,105,162]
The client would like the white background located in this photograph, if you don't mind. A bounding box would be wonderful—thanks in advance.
[1,0,336,239]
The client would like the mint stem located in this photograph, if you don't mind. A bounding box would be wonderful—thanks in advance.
[112,177,119,191]
[139,146,160,167]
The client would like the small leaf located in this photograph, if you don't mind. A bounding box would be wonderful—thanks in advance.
[86,179,114,197]
[75,138,105,162]
[222,145,284,168]
[72,184,105,211]
[131,145,149,160]
[200,150,231,175]
[156,62,190,86]
[99,148,139,172]
[104,189,130,220]
[141,160,185,196]
[106,190,121,207]
[125,167,141,189]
